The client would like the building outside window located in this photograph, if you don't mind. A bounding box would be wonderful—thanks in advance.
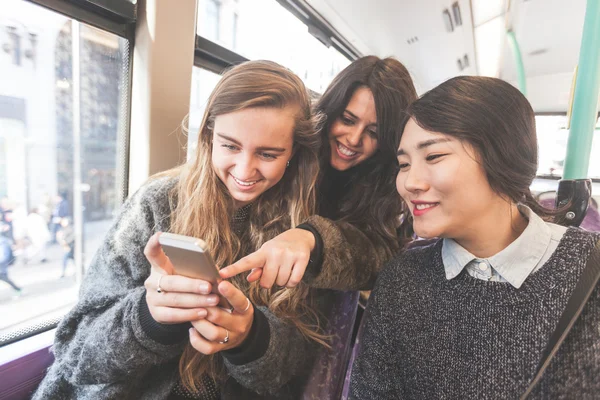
[0,0,129,336]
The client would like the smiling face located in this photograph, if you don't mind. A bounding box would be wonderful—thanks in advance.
[328,86,379,171]
[212,107,295,209]
[395,118,507,241]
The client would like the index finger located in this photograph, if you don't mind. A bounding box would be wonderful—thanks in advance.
[219,251,266,278]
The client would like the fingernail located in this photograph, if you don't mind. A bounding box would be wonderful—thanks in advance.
[199,283,210,293]
[197,309,207,317]
[207,296,218,305]
[189,328,194,336]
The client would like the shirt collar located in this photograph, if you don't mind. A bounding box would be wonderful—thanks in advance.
[442,204,552,288]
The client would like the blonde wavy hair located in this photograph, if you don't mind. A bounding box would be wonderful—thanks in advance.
[158,60,325,392]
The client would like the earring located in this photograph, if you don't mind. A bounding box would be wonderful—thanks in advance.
[286,160,290,168]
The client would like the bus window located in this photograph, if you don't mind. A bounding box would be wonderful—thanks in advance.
[536,115,600,179]
[0,0,130,343]
[188,67,222,159]
[196,0,350,93]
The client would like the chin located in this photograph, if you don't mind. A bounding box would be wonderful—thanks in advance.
[413,225,441,240]
[331,162,349,171]
[229,191,256,205]
[331,157,356,171]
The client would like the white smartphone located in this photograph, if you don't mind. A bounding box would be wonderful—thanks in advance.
[158,232,231,310]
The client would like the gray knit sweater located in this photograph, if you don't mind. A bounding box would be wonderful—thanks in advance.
[32,177,334,400]
[350,227,600,399]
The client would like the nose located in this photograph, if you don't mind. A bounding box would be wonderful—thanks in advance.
[402,165,429,194]
[345,127,364,148]
[234,152,257,179]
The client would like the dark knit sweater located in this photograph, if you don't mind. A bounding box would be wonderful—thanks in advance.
[350,227,600,400]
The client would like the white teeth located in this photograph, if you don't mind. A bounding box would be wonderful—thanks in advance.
[337,143,357,157]
[415,203,436,210]
[232,176,258,186]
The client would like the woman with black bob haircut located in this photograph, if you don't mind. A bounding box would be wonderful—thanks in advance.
[350,76,600,399]
[221,55,418,292]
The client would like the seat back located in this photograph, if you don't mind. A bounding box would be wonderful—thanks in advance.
[538,197,600,231]
[302,290,360,400]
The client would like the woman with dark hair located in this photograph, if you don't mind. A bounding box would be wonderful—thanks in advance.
[221,55,418,291]
[349,76,600,399]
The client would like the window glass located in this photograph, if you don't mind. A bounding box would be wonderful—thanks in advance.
[196,0,350,92]
[205,0,221,41]
[0,0,129,337]
[188,67,222,159]
[536,115,600,179]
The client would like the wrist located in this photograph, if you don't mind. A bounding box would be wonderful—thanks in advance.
[235,308,254,347]
[295,227,316,251]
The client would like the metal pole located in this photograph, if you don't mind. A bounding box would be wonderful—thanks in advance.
[506,30,527,95]
[72,20,84,285]
[562,0,600,179]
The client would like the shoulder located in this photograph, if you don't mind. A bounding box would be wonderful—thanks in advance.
[125,176,178,216]
[385,239,441,274]
[561,227,600,249]
[372,239,442,293]
[133,175,178,205]
[113,176,178,235]
[551,227,600,266]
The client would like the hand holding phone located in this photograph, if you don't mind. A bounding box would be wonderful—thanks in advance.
[158,232,232,310]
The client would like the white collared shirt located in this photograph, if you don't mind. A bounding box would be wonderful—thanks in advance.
[441,205,567,289]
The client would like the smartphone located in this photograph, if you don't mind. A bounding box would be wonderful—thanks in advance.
[158,232,232,310]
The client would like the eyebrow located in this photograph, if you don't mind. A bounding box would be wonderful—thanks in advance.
[343,110,377,128]
[216,133,286,152]
[397,138,453,156]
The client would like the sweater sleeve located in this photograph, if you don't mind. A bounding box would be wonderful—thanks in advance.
[348,271,401,399]
[38,178,184,388]
[300,215,399,291]
[222,289,333,396]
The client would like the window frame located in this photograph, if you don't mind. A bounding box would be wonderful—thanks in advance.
[193,0,360,72]
[273,0,360,61]
[24,0,136,40]
[0,0,136,347]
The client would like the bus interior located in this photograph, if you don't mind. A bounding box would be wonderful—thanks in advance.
[0,0,599,398]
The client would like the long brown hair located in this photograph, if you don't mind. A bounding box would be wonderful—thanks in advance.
[315,56,418,250]
[401,75,568,221]
[159,60,324,391]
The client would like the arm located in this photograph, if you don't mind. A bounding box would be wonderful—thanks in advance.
[300,215,399,290]
[43,178,185,386]
[219,217,400,292]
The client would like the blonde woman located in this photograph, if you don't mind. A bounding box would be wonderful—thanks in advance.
[34,60,327,400]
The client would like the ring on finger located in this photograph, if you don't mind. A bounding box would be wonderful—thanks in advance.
[221,305,234,314]
[242,298,251,313]
[156,275,165,294]
[218,329,229,344]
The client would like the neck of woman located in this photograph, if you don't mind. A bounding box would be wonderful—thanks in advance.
[454,202,529,259]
